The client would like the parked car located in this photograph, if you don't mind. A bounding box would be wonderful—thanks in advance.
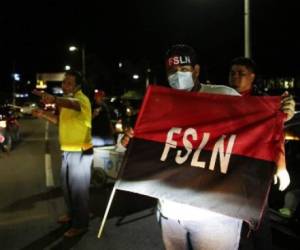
[0,104,20,152]
[19,102,38,116]
[8,102,38,117]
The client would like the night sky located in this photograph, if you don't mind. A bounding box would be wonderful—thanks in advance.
[1,0,299,93]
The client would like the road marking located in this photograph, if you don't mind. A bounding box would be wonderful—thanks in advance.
[0,212,48,226]
[45,121,49,141]
[45,121,54,187]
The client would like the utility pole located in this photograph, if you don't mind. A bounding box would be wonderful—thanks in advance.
[68,44,86,79]
[82,44,86,80]
[12,61,16,106]
[244,0,251,58]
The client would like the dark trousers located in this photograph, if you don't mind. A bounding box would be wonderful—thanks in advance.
[239,209,272,250]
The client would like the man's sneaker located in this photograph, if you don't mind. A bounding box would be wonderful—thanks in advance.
[64,227,87,238]
[57,214,71,224]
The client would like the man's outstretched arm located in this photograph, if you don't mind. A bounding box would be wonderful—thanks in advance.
[32,109,58,124]
[32,89,81,111]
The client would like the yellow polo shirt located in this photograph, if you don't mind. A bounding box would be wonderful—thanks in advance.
[59,90,93,151]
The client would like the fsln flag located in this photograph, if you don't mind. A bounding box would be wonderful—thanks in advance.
[117,85,285,229]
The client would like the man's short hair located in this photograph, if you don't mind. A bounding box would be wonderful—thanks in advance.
[65,70,83,86]
[165,44,198,67]
[230,57,256,73]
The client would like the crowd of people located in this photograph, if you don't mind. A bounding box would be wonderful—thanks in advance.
[31,44,296,249]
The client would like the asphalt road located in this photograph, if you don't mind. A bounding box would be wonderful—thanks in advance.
[0,118,164,250]
[0,118,299,250]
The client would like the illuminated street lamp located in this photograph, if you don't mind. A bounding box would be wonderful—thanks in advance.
[132,74,139,80]
[69,46,77,52]
[65,65,71,71]
[13,73,20,81]
[68,45,86,78]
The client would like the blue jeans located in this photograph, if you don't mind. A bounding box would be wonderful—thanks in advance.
[61,151,93,228]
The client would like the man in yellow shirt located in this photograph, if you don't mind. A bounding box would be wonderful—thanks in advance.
[32,71,93,238]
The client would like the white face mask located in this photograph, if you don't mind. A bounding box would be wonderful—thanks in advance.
[168,71,194,91]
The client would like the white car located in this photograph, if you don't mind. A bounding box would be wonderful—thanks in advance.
[9,102,38,115]
[18,102,38,116]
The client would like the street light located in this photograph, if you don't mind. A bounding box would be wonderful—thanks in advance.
[132,74,139,80]
[69,46,77,52]
[65,65,71,71]
[13,73,20,81]
[68,45,86,79]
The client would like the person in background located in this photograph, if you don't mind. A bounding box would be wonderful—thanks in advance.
[228,57,296,250]
[229,57,295,122]
[92,90,114,147]
[32,70,93,238]
[279,189,300,218]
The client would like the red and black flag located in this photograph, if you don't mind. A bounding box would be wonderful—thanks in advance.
[117,85,285,229]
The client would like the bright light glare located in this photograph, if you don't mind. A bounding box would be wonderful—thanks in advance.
[115,122,123,132]
[65,65,71,70]
[118,62,123,68]
[133,74,139,80]
[13,73,20,81]
[69,46,78,51]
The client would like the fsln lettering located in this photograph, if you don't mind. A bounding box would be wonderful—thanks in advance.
[168,56,191,66]
[160,127,236,174]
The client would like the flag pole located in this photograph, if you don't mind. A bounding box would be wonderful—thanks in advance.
[97,180,120,238]
[97,133,134,238]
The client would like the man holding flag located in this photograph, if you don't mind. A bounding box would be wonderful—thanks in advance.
[118,44,295,250]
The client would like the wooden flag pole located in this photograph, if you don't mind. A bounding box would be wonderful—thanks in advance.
[97,179,120,238]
